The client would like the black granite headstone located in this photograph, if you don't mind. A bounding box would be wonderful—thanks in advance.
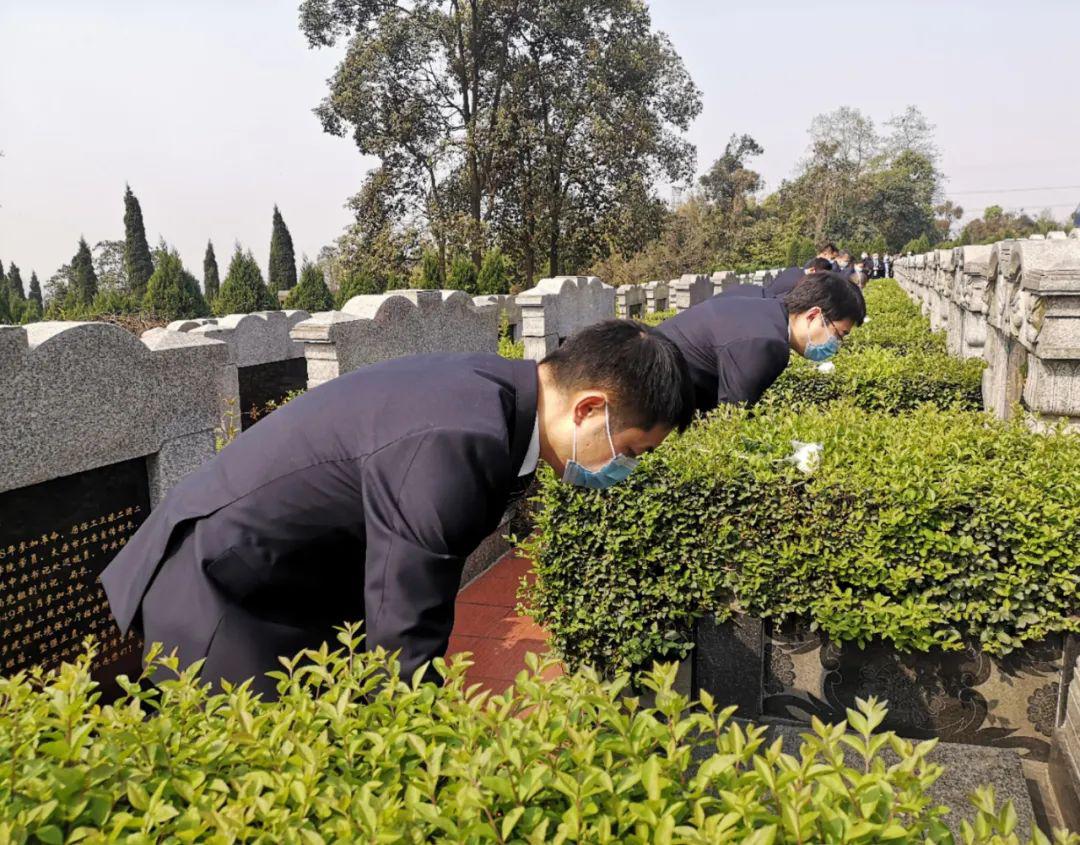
[692,614,764,718]
[237,358,308,429]
[0,457,150,694]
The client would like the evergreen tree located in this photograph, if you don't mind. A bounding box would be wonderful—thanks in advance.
[71,237,98,307]
[476,248,509,295]
[7,262,24,300]
[0,262,6,305]
[284,261,334,311]
[268,205,297,293]
[447,254,478,294]
[144,247,211,320]
[28,271,43,309]
[123,184,155,299]
[335,268,383,306]
[18,297,42,324]
[203,240,220,300]
[0,285,10,324]
[416,248,442,289]
[215,246,276,315]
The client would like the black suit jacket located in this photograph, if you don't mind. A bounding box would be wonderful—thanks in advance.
[101,353,537,695]
[656,296,790,413]
[764,266,803,298]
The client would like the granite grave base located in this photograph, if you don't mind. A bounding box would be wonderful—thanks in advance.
[694,615,1070,763]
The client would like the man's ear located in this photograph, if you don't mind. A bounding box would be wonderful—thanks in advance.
[572,393,607,426]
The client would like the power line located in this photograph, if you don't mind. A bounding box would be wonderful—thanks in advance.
[947,184,1080,196]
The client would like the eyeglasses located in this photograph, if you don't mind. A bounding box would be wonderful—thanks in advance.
[822,315,845,346]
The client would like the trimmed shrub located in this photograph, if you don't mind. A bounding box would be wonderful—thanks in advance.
[849,278,947,355]
[143,249,211,321]
[524,403,1080,676]
[768,346,984,412]
[215,247,276,315]
[0,633,1066,844]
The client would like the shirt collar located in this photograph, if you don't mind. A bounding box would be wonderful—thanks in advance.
[517,414,540,477]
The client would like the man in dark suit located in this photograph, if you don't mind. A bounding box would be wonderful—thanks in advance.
[101,320,695,697]
[723,258,833,301]
[656,273,865,413]
[834,251,855,280]
[804,242,838,271]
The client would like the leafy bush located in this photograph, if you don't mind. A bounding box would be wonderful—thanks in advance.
[524,403,1080,675]
[143,249,211,321]
[769,346,983,412]
[637,308,675,327]
[847,279,947,355]
[1,633,1069,844]
[447,253,479,293]
[336,267,384,306]
[477,247,510,295]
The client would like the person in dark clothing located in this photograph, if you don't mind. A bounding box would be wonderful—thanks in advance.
[724,258,833,301]
[656,272,866,413]
[804,242,838,271]
[101,320,695,697]
[834,251,855,280]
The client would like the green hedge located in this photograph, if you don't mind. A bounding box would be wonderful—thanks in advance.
[637,308,675,327]
[847,279,947,355]
[524,403,1080,675]
[1,634,1068,845]
[768,347,984,412]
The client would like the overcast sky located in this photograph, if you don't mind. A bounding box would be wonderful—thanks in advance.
[2,0,1079,284]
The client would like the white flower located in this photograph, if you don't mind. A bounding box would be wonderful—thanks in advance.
[816,361,835,374]
[863,317,871,324]
[787,440,822,474]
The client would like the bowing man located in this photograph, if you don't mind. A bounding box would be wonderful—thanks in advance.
[101,320,695,697]
[656,272,866,413]
[723,258,834,300]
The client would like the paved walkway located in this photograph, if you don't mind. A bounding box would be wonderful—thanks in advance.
[446,552,563,692]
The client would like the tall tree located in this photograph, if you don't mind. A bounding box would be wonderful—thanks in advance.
[268,205,298,292]
[7,263,25,301]
[203,240,221,300]
[71,237,98,307]
[215,246,276,315]
[144,246,211,320]
[28,272,43,308]
[123,184,155,299]
[302,0,700,279]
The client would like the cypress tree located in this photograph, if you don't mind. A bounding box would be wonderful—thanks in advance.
[416,249,442,289]
[0,287,10,324]
[28,271,43,309]
[71,237,98,307]
[0,262,6,302]
[144,247,211,320]
[203,240,220,300]
[7,263,25,301]
[284,261,334,311]
[268,205,297,293]
[476,248,509,295]
[123,184,155,299]
[215,246,276,315]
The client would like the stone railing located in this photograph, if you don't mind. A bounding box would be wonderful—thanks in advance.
[895,232,1080,428]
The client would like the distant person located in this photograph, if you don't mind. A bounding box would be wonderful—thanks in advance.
[884,254,893,277]
[835,251,855,280]
[101,321,695,697]
[722,258,834,301]
[656,272,866,413]
[805,242,838,271]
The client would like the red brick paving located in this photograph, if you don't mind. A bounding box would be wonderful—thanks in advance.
[446,552,564,693]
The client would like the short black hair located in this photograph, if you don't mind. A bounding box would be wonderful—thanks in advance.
[542,319,695,432]
[817,242,838,255]
[837,250,852,260]
[782,272,866,326]
[808,257,833,272]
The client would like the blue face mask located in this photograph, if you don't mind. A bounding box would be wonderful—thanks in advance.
[805,315,842,362]
[562,405,639,490]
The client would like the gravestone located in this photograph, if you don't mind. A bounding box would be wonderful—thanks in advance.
[164,310,310,429]
[292,289,501,387]
[642,280,669,313]
[517,276,615,360]
[615,284,646,318]
[0,322,226,695]
[670,274,712,313]
[474,294,521,341]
